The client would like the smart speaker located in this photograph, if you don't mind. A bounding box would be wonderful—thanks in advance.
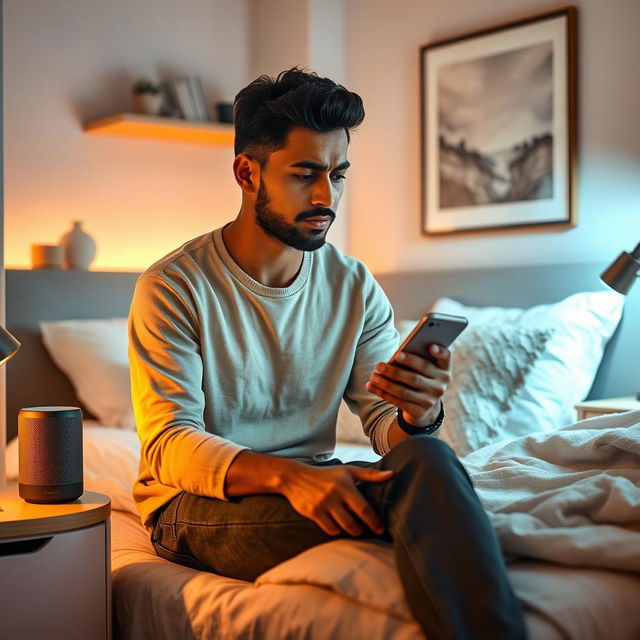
[18,406,83,504]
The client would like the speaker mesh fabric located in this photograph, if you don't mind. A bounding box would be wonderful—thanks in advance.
[19,415,83,485]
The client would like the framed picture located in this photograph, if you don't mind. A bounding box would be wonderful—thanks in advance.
[420,7,577,235]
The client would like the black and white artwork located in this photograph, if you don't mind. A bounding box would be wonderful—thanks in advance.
[421,9,576,234]
[438,42,553,208]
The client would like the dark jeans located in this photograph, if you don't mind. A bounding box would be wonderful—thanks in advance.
[151,436,527,640]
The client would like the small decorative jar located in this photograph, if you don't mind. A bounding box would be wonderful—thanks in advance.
[59,221,97,270]
[31,244,64,269]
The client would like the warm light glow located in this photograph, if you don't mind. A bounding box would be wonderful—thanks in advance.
[5,220,229,273]
[83,113,234,146]
[5,182,239,272]
[0,353,16,366]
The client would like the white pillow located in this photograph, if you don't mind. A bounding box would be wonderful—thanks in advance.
[431,292,625,437]
[40,318,135,429]
[336,399,370,444]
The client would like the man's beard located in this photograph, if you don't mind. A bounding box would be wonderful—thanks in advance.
[254,181,335,252]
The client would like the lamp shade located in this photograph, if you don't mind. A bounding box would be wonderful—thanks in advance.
[600,242,640,295]
[0,325,21,366]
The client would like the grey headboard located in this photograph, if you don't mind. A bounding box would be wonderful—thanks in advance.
[5,262,639,443]
[5,269,140,442]
[374,261,639,402]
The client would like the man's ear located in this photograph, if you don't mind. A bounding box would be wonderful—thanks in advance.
[233,154,260,194]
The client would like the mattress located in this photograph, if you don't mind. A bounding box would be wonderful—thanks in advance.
[111,508,423,640]
[7,421,640,639]
[110,507,640,640]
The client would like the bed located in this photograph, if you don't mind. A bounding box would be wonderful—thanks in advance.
[4,262,640,640]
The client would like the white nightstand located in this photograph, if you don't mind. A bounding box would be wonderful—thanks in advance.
[0,487,111,640]
[575,396,640,421]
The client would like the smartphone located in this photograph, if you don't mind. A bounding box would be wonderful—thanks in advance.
[390,312,468,365]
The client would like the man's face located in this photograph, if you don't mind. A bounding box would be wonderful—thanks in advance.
[253,127,350,251]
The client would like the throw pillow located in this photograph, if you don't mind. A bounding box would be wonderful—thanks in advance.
[438,324,553,455]
[336,320,551,455]
[431,291,624,436]
[40,318,135,429]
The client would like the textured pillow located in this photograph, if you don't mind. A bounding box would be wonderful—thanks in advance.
[336,321,551,454]
[40,318,134,429]
[431,292,624,437]
[437,325,553,455]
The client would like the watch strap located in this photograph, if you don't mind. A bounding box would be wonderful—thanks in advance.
[396,402,445,436]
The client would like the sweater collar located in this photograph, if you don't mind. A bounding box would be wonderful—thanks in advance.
[212,225,312,298]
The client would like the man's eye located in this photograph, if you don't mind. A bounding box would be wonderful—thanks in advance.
[296,174,315,181]
[331,174,347,182]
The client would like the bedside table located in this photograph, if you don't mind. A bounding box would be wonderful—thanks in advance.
[0,487,111,640]
[575,396,640,421]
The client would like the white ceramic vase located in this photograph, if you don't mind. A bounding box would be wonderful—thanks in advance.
[59,221,97,270]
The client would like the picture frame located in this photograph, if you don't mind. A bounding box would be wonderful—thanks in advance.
[420,7,577,235]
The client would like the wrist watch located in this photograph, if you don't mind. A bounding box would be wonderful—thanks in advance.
[396,402,445,436]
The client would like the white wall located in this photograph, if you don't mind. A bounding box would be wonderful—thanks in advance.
[4,0,639,275]
[345,0,640,273]
[248,0,349,251]
[4,0,248,271]
[248,0,309,79]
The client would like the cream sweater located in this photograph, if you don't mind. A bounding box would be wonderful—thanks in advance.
[128,226,399,530]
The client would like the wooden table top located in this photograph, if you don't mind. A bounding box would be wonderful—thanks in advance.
[0,485,111,539]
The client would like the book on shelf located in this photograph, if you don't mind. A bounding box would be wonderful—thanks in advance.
[159,82,182,119]
[187,76,211,122]
[169,77,199,121]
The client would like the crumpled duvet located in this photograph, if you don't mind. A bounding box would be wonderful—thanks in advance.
[462,409,640,571]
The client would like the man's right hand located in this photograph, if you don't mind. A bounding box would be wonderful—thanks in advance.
[224,450,393,537]
[277,463,394,537]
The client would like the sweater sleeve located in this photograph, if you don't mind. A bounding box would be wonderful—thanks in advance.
[128,273,248,500]
[343,269,400,455]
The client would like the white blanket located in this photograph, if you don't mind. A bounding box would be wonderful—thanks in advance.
[79,410,640,574]
[74,415,640,639]
[463,409,640,572]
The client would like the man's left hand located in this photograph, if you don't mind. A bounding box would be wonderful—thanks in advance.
[366,344,452,427]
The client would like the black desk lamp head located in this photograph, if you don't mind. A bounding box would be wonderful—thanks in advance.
[0,325,20,366]
[600,241,640,294]
[0,326,20,504]
[600,241,640,401]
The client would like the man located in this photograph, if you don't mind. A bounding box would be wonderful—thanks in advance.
[128,67,526,639]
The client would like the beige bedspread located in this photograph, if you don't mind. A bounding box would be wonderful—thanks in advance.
[111,507,640,640]
[112,509,423,640]
[91,415,640,639]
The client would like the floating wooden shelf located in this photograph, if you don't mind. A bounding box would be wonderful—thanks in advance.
[83,112,234,146]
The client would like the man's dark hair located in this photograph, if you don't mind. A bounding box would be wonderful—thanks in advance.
[233,66,365,165]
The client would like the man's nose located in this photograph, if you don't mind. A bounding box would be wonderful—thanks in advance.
[310,175,333,208]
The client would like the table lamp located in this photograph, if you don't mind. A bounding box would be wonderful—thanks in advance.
[0,325,20,366]
[600,241,640,400]
[600,241,640,294]
[0,326,20,505]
